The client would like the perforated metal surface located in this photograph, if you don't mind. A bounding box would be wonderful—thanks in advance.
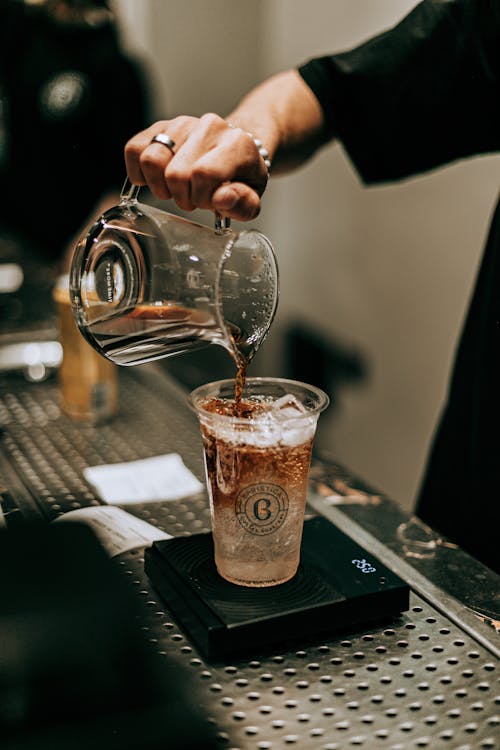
[0,365,205,520]
[0,365,498,749]
[123,546,499,750]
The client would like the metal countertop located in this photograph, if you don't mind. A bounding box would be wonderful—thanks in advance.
[0,364,498,750]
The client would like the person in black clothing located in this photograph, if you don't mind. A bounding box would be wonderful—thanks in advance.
[0,0,151,268]
[124,0,500,572]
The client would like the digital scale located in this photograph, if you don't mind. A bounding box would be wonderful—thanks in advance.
[145,516,410,660]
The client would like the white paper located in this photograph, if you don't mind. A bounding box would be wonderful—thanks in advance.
[54,505,171,557]
[83,453,204,504]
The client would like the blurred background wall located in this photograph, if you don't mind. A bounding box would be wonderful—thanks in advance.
[114,0,500,512]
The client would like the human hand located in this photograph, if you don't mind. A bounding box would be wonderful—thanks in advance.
[124,114,269,221]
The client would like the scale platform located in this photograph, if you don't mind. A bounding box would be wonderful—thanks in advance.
[145,516,410,660]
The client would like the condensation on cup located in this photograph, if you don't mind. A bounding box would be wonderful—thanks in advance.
[190,378,329,587]
[53,275,117,423]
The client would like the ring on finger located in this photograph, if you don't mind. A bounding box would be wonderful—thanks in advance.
[150,133,176,153]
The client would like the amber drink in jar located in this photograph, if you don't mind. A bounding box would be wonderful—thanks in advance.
[190,378,329,587]
[53,276,117,423]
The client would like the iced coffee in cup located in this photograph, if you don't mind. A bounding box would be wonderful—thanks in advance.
[190,378,329,587]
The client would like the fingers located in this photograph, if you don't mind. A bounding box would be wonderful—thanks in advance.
[125,118,194,203]
[124,122,169,186]
[141,142,173,201]
[124,114,268,220]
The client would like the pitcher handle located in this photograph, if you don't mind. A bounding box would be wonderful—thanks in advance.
[214,212,232,233]
[120,177,141,204]
[121,177,231,232]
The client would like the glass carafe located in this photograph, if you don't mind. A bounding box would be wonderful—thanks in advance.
[70,181,279,367]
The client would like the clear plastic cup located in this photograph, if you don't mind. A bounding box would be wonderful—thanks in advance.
[190,377,329,587]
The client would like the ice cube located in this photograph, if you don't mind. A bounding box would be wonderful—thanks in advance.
[272,393,308,418]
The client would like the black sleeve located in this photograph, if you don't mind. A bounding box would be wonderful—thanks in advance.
[298,0,500,183]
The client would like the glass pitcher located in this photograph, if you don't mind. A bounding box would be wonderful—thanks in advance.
[70,181,279,368]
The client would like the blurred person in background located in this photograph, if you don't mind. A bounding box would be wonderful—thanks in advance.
[0,0,151,272]
[124,0,499,572]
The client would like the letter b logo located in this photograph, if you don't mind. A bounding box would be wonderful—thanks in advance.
[253,497,272,521]
[236,483,289,535]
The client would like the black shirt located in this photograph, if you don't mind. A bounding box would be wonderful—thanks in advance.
[298,0,500,572]
[0,1,151,262]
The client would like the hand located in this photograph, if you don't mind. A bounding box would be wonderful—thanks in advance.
[124,113,269,221]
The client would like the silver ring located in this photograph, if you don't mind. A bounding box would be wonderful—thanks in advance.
[151,133,176,152]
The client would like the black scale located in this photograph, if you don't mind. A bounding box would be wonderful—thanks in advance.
[145,516,409,660]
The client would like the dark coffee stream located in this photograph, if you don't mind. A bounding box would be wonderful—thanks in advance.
[233,363,246,414]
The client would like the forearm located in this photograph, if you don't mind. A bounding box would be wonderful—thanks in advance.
[226,69,328,175]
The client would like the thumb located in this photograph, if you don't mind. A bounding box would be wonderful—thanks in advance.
[212,182,262,221]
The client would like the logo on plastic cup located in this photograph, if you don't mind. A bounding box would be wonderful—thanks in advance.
[235,483,289,536]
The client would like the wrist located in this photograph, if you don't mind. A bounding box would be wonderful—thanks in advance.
[247,132,272,173]
[225,121,273,176]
